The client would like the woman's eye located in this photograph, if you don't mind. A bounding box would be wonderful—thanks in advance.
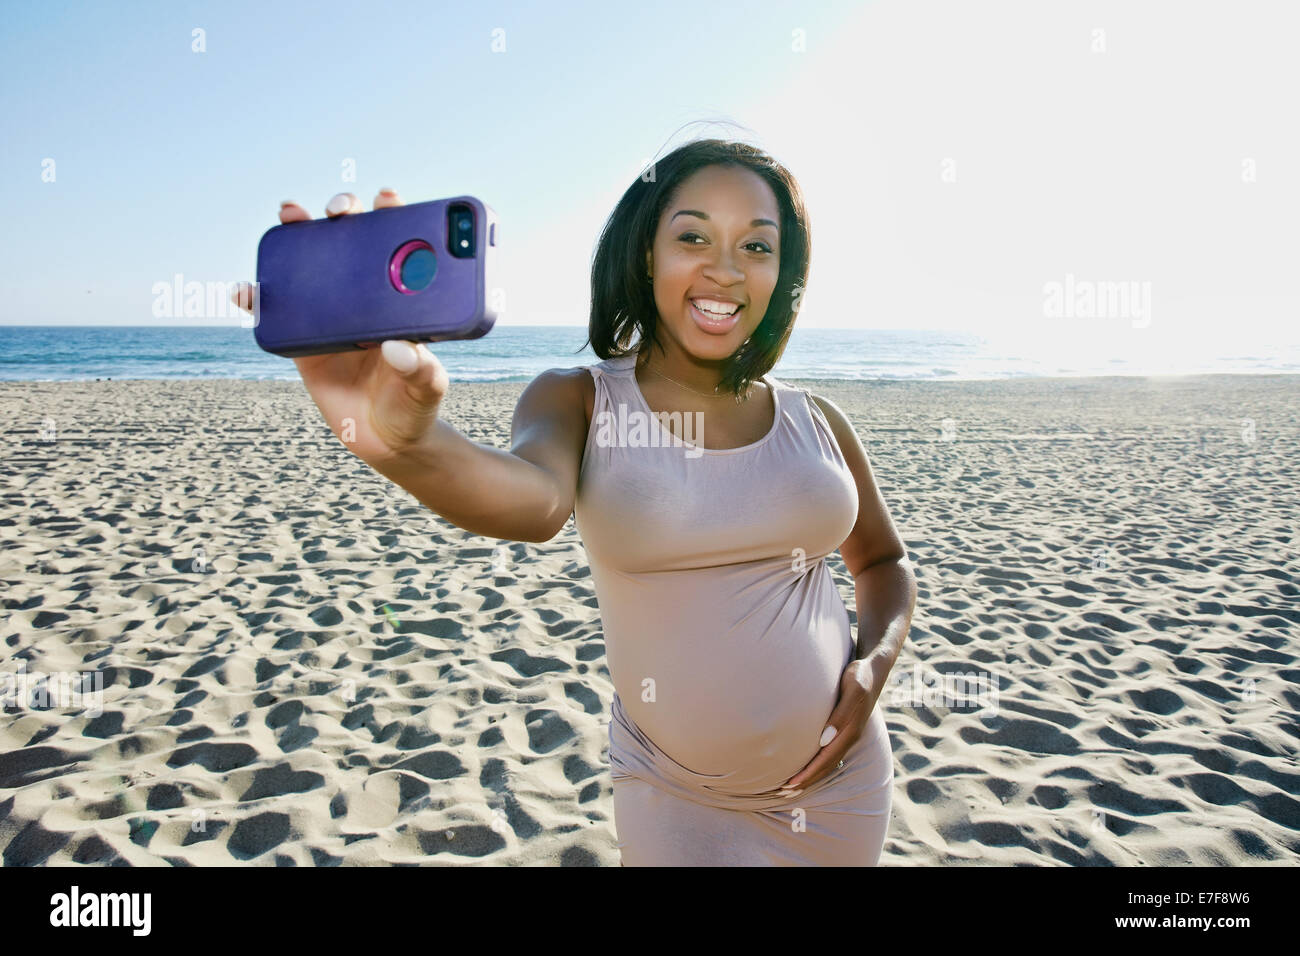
[678,232,773,254]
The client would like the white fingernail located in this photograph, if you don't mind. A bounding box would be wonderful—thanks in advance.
[326,194,353,215]
[820,726,837,747]
[381,340,419,373]
[776,789,801,798]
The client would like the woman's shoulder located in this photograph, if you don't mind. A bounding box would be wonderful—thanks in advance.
[798,388,863,458]
[764,374,851,436]
[762,371,812,411]
[518,365,597,431]
[588,353,638,375]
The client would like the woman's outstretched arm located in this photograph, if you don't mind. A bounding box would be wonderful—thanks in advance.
[374,366,590,543]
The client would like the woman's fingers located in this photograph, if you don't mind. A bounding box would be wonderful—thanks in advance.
[370,340,449,453]
[279,200,310,224]
[381,340,447,401]
[373,187,404,210]
[380,340,421,373]
[325,192,360,218]
[231,281,255,314]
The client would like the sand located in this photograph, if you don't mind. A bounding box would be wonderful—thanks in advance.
[0,372,1296,866]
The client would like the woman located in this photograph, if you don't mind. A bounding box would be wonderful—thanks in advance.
[233,138,916,866]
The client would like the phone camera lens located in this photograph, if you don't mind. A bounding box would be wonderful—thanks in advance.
[402,249,435,288]
[389,240,437,294]
[447,204,476,259]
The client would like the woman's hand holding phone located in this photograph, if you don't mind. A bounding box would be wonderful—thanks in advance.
[231,189,452,469]
[233,189,575,544]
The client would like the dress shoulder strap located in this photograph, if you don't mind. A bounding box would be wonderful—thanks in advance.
[583,353,636,382]
[771,376,848,461]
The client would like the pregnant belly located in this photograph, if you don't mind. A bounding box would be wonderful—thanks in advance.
[608,569,855,793]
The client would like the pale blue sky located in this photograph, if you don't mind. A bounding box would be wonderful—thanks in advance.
[2,0,1296,364]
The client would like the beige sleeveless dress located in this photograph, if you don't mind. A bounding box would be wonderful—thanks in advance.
[573,353,894,866]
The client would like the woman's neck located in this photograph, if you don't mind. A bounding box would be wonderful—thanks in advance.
[636,348,736,399]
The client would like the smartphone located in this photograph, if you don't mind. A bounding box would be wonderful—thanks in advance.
[252,195,500,356]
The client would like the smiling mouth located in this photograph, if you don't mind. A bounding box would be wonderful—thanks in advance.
[689,299,743,333]
[690,297,743,316]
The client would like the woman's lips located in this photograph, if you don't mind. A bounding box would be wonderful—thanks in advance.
[689,299,743,335]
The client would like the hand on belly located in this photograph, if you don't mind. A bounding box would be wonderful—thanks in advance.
[618,620,850,793]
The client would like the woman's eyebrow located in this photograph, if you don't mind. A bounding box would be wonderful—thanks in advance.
[670,209,778,229]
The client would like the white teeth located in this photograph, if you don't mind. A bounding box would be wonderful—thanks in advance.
[692,298,740,316]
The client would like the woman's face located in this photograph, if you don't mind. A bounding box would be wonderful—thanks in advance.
[645,164,782,365]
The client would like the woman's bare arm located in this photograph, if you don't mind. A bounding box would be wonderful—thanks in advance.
[372,367,590,543]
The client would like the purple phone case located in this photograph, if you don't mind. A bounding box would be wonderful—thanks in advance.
[253,195,499,356]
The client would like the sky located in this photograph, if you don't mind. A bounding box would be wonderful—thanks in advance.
[1,0,1296,364]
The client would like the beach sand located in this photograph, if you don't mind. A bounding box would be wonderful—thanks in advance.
[1,372,1296,866]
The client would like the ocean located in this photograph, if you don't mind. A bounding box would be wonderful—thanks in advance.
[0,325,1296,383]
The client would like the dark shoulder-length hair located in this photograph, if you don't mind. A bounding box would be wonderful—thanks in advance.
[581,138,811,399]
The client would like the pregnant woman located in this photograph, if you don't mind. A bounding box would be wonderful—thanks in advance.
[233,138,916,866]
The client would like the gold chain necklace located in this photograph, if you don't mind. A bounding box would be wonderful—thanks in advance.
[642,361,754,404]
